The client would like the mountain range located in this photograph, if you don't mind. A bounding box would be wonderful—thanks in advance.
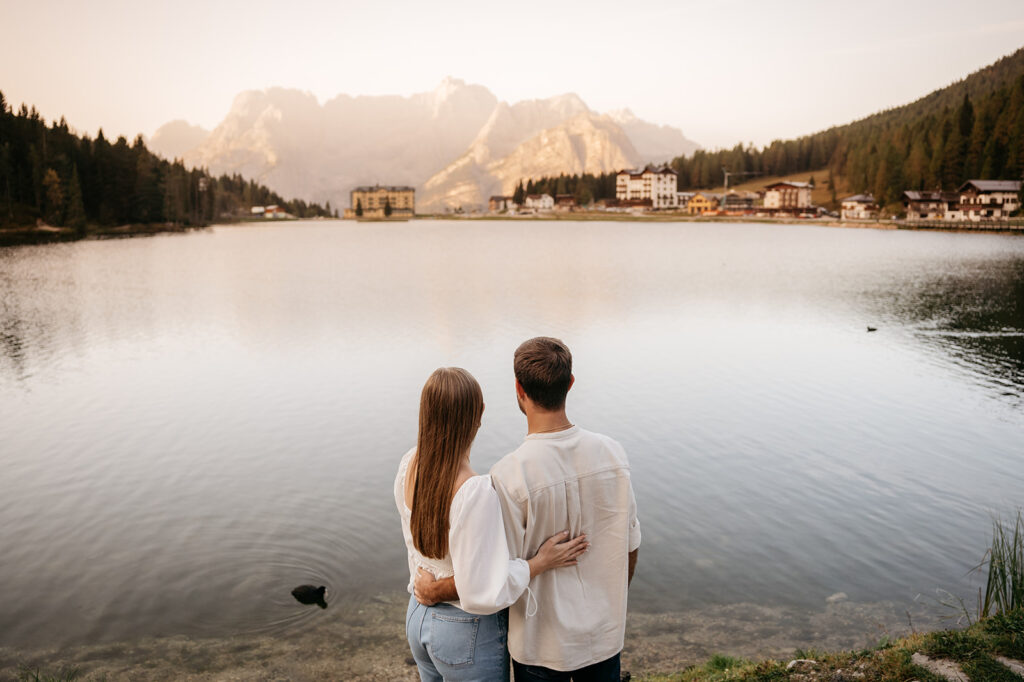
[149,78,699,212]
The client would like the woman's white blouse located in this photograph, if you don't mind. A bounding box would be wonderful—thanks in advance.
[394,448,531,615]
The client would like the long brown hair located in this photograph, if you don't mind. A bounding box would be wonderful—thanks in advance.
[410,367,484,559]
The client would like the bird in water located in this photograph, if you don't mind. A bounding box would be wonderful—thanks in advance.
[867,326,878,332]
[291,585,328,609]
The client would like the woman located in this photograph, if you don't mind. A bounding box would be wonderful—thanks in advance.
[395,367,587,682]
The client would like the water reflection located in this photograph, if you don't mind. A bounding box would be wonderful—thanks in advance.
[852,249,1024,405]
[0,221,1022,650]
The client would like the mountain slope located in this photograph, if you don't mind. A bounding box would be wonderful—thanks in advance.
[148,120,210,160]
[670,46,1024,206]
[421,112,643,210]
[608,108,699,163]
[162,79,698,212]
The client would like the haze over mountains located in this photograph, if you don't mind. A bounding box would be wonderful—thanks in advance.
[149,78,699,212]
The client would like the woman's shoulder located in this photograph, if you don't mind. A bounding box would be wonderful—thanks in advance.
[449,475,497,521]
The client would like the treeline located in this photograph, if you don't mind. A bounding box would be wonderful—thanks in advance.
[511,172,619,205]
[0,90,333,233]
[670,48,1024,206]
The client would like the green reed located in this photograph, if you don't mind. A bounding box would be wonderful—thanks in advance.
[979,510,1024,619]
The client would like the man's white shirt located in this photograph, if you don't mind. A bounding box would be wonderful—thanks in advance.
[490,426,641,671]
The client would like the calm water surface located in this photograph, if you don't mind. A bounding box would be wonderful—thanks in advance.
[1,220,1022,648]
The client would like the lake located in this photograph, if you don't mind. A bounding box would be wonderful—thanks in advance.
[1,219,1022,657]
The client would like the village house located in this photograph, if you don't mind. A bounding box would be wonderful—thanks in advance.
[763,181,813,210]
[554,194,577,211]
[902,190,957,221]
[686,192,720,215]
[523,193,554,212]
[840,193,878,220]
[488,196,517,213]
[677,191,695,208]
[344,185,415,219]
[250,205,290,219]
[721,191,759,214]
[615,165,679,209]
[954,180,1021,221]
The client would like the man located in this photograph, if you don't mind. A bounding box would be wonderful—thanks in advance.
[415,336,640,681]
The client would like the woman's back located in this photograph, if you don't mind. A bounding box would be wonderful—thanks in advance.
[394,447,507,611]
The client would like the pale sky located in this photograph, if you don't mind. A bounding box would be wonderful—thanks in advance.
[2,0,1023,150]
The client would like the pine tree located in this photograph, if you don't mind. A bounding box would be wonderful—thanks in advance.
[66,165,86,234]
[355,198,363,217]
[41,168,64,225]
[384,197,392,217]
[513,180,525,205]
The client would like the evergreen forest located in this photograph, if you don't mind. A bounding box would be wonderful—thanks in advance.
[670,47,1024,207]
[0,91,333,237]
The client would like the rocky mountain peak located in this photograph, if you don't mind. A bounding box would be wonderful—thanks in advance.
[157,79,699,212]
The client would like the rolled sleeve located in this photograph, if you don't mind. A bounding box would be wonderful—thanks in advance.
[449,478,531,615]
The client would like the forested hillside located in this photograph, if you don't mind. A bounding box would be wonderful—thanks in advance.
[0,91,333,234]
[670,47,1024,207]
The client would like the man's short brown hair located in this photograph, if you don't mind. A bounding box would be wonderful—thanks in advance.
[514,337,573,411]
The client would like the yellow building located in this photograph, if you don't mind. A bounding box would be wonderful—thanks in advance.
[344,185,415,219]
[686,192,720,215]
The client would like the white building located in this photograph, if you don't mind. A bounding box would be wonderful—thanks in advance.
[956,180,1021,221]
[763,181,813,210]
[616,165,679,209]
[840,193,878,220]
[523,193,554,212]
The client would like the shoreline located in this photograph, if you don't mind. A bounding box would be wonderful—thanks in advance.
[419,211,1024,233]
[0,592,942,681]
[3,214,1022,248]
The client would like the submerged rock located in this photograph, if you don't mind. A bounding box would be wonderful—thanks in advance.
[291,585,328,609]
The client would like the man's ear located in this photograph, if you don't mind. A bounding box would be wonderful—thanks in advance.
[568,374,575,391]
[515,378,526,399]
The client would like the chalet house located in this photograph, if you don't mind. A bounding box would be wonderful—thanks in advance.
[840,194,878,220]
[763,181,813,210]
[524,193,554,212]
[903,190,957,221]
[686,192,720,215]
[489,196,516,212]
[677,191,695,208]
[616,165,679,209]
[554,194,577,211]
[955,180,1021,221]
[721,191,759,213]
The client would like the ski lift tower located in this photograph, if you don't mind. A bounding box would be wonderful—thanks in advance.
[722,167,760,192]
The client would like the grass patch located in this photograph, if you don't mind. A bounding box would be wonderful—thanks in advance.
[983,608,1024,658]
[637,611,1024,681]
[17,666,81,682]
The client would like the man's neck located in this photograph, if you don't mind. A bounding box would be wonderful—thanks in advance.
[526,408,573,435]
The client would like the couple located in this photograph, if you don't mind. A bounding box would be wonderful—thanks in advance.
[394,337,641,681]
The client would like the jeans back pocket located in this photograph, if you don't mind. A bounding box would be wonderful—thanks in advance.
[429,612,480,667]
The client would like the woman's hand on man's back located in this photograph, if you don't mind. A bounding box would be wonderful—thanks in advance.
[527,531,589,578]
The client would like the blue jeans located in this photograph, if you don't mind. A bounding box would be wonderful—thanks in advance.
[512,652,621,681]
[405,594,510,682]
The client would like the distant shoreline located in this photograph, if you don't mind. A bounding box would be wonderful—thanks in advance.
[0,217,340,248]
[414,212,1024,234]
[4,213,1022,248]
